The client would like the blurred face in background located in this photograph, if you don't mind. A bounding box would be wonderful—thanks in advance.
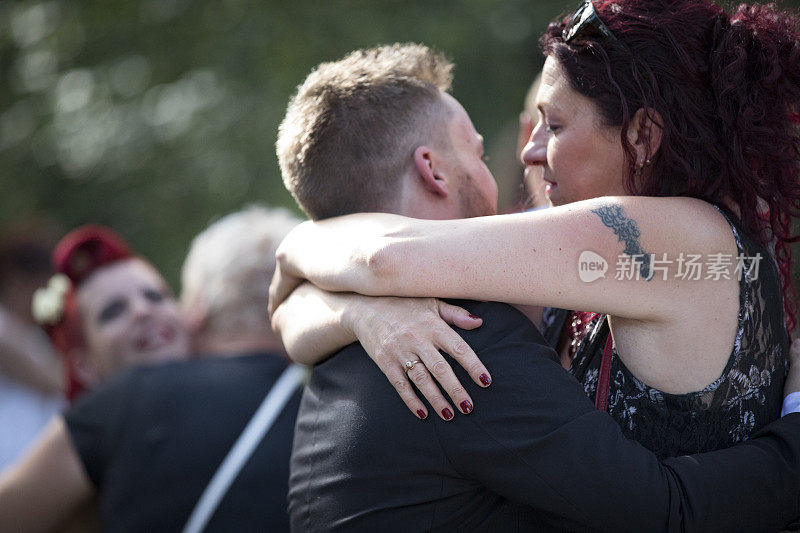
[75,258,190,382]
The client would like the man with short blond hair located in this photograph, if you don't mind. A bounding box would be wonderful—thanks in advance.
[277,43,497,221]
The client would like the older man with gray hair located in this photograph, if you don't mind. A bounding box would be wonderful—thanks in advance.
[182,205,300,358]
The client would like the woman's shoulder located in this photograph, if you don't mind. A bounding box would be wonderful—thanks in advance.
[558,196,733,239]
[609,196,734,238]
[565,196,740,269]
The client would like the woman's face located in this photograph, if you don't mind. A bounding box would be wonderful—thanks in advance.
[521,55,628,206]
[76,258,190,380]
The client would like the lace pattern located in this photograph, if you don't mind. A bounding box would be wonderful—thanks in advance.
[570,207,789,458]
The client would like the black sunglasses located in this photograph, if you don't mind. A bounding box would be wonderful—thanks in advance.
[562,0,620,45]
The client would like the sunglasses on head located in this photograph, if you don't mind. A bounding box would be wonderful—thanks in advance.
[562,0,620,45]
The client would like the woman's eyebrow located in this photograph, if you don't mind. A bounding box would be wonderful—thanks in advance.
[537,99,565,118]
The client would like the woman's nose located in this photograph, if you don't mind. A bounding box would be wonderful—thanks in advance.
[520,122,546,167]
[130,294,154,319]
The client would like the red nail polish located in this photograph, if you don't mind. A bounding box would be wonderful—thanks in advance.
[460,400,473,414]
[441,408,454,421]
[469,314,481,320]
[417,410,427,419]
[479,373,492,386]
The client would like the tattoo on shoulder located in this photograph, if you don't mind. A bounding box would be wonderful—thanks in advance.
[590,203,653,281]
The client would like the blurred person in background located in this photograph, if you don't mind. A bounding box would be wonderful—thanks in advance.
[0,206,303,532]
[0,228,64,470]
[33,224,191,401]
[0,224,190,530]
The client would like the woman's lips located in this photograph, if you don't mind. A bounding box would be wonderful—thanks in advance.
[134,325,177,352]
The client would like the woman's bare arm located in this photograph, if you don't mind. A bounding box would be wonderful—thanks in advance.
[0,314,62,395]
[271,283,361,366]
[273,196,736,320]
[270,195,741,416]
[0,416,95,533]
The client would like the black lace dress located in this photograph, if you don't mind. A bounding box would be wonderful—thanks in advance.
[570,207,789,458]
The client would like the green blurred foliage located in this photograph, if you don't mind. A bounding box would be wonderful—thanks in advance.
[0,0,569,287]
[0,0,798,294]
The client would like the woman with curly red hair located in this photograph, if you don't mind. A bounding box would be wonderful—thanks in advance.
[33,224,190,401]
[270,0,800,458]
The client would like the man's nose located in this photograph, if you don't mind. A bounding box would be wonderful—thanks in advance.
[520,122,546,167]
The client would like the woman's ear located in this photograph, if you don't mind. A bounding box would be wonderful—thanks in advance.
[69,348,101,389]
[413,145,449,198]
[628,107,663,166]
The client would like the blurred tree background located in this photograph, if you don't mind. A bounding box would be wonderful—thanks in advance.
[0,0,799,293]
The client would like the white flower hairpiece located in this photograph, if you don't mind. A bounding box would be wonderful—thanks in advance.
[32,273,71,326]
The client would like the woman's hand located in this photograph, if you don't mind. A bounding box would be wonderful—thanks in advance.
[346,296,491,421]
[272,280,493,420]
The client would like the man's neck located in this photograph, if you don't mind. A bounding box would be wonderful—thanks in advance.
[397,172,461,220]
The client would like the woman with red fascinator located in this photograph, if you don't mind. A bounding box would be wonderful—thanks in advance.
[0,225,189,531]
[33,224,190,401]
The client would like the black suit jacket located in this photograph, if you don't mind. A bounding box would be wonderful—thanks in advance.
[289,301,800,532]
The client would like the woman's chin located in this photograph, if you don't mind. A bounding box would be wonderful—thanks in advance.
[121,344,189,368]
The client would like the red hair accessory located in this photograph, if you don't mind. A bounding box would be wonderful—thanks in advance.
[52,225,132,285]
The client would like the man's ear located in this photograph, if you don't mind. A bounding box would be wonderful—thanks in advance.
[413,145,449,198]
[628,107,663,167]
[69,348,101,389]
